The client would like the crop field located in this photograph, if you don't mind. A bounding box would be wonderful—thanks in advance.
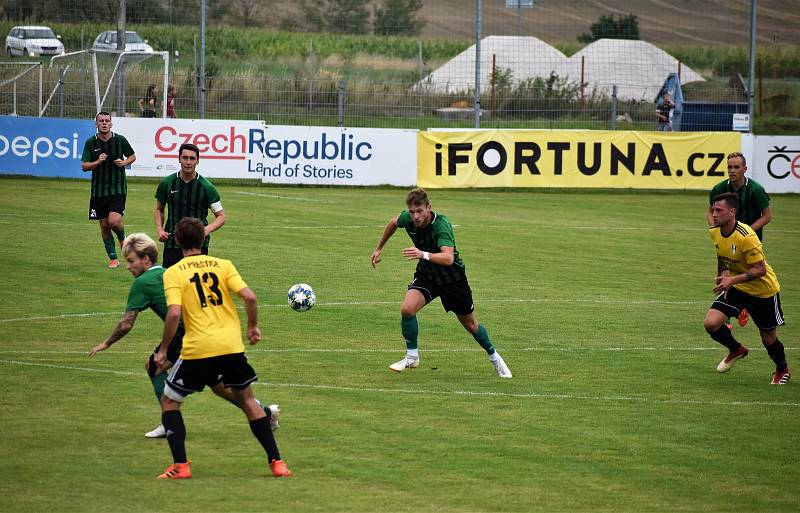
[0,177,798,512]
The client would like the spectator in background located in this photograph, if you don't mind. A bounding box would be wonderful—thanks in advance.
[138,84,158,118]
[165,83,176,118]
[655,91,674,131]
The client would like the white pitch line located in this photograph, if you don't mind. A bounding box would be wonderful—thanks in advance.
[0,296,780,323]
[1,347,794,355]
[230,190,338,203]
[2,359,795,408]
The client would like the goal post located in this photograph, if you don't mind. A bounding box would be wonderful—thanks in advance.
[51,49,169,118]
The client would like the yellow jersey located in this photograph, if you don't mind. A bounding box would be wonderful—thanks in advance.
[163,255,248,359]
[709,221,780,298]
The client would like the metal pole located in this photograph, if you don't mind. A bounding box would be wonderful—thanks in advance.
[92,50,101,113]
[12,82,16,116]
[59,66,66,117]
[162,52,169,118]
[748,0,756,132]
[610,85,617,130]
[199,0,206,118]
[418,40,423,116]
[337,79,344,127]
[517,2,522,36]
[473,0,482,128]
[116,0,126,116]
[38,63,43,116]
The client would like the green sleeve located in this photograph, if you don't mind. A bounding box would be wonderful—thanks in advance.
[120,135,135,157]
[81,137,94,163]
[125,279,151,312]
[709,183,722,204]
[203,179,221,205]
[396,210,411,228]
[434,217,455,247]
[754,185,770,212]
[155,177,167,204]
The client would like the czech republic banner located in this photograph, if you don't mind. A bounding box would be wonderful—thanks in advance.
[418,129,741,189]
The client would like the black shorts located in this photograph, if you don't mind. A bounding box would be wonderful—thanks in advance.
[164,352,257,402]
[408,273,474,316]
[162,246,208,268]
[711,288,785,330]
[89,194,126,220]
[146,327,184,377]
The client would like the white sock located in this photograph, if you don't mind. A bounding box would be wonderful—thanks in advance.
[407,349,419,359]
[488,351,501,362]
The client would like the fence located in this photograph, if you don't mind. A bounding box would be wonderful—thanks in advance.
[0,0,797,130]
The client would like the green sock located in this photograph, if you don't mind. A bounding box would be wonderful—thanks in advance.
[103,237,117,259]
[150,373,167,401]
[472,324,496,355]
[401,315,419,350]
[113,227,125,244]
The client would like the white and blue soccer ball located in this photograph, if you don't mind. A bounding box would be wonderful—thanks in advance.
[287,283,315,312]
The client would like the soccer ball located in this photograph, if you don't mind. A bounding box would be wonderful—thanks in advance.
[287,283,315,312]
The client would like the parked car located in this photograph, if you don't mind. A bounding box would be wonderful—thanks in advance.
[5,26,65,57]
[92,31,153,53]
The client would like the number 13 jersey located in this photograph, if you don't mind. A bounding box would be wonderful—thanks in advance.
[164,255,248,359]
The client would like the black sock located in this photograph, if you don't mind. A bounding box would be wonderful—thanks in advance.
[162,410,187,463]
[709,325,741,353]
[766,340,788,372]
[249,416,280,462]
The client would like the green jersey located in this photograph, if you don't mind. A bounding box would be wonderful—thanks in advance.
[709,177,770,240]
[80,132,134,198]
[126,265,172,322]
[155,172,222,250]
[397,210,466,285]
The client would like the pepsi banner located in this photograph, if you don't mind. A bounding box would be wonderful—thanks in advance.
[0,116,94,177]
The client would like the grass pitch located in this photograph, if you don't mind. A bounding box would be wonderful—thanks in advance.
[0,177,798,513]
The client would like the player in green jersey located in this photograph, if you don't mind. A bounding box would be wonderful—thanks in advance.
[371,188,512,378]
[706,152,772,329]
[88,233,280,437]
[81,112,136,269]
[704,192,790,385]
[154,143,225,268]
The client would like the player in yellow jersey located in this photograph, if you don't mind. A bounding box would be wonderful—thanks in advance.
[154,217,292,479]
[703,192,790,385]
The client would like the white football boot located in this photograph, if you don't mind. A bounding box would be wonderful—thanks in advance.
[267,404,281,431]
[492,355,513,378]
[389,355,420,372]
[145,423,167,438]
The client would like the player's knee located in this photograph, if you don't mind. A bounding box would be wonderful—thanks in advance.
[400,305,416,318]
[703,313,723,333]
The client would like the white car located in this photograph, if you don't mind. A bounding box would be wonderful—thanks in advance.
[92,31,154,53]
[5,26,65,57]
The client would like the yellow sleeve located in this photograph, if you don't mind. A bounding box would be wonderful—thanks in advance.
[225,261,248,294]
[163,267,183,306]
[742,234,765,265]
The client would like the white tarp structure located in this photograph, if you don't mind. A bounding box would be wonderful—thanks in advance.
[555,39,704,101]
[419,36,704,101]
[417,35,567,93]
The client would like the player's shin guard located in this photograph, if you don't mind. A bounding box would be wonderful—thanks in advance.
[162,410,188,463]
[472,324,496,355]
[401,315,419,350]
[103,237,117,259]
[113,227,125,244]
[766,339,788,372]
[709,325,741,353]
[249,416,281,462]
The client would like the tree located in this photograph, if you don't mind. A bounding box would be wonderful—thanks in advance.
[578,13,639,43]
[297,0,370,34]
[374,0,425,36]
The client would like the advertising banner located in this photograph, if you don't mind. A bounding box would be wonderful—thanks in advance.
[113,118,265,179]
[0,116,94,177]
[418,129,742,190]
[259,125,417,186]
[751,135,800,193]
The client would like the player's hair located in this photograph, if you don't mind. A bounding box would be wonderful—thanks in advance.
[727,151,746,166]
[174,217,205,250]
[95,111,111,121]
[122,233,159,263]
[179,143,200,158]
[406,187,429,207]
[712,192,739,210]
